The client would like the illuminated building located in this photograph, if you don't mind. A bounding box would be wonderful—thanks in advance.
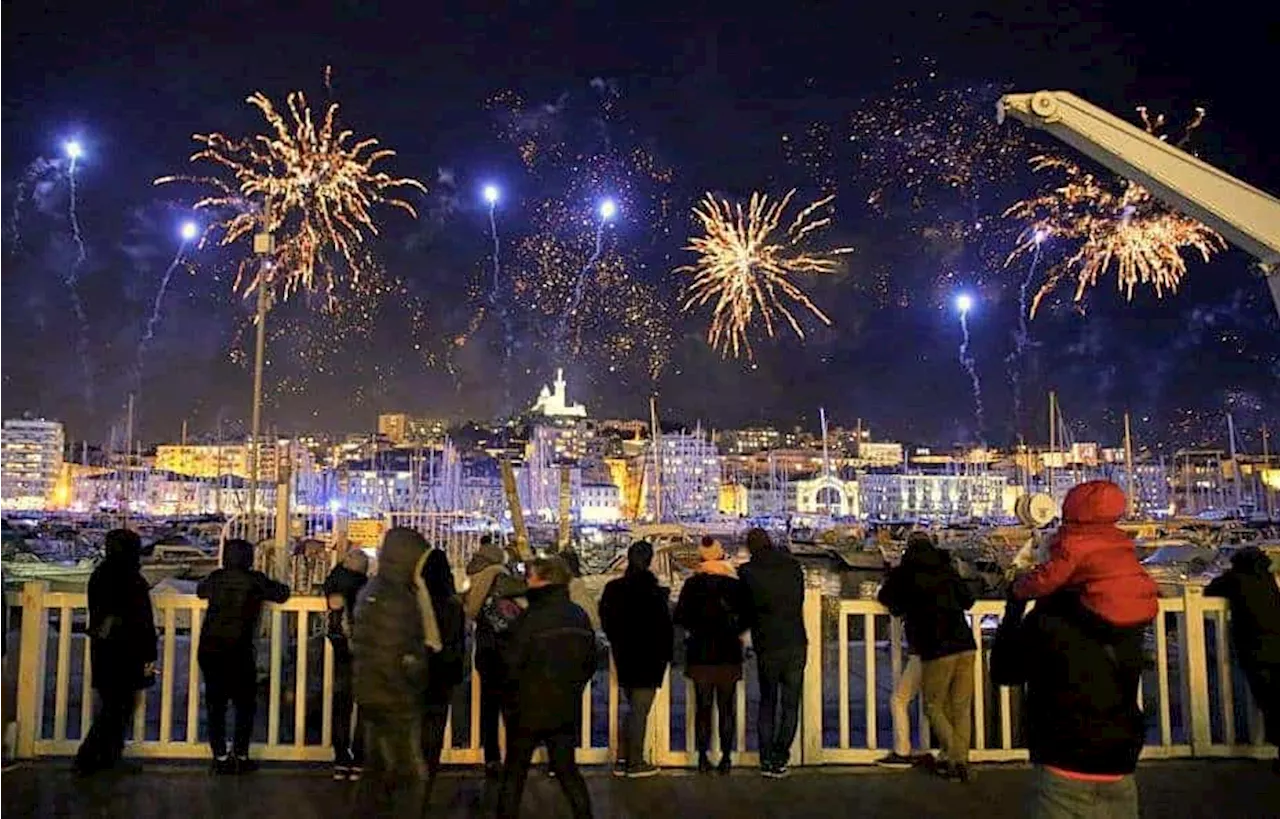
[155,441,314,481]
[377,413,449,447]
[795,473,860,517]
[856,441,905,468]
[641,429,721,521]
[531,369,587,418]
[1,417,65,511]
[859,472,1009,521]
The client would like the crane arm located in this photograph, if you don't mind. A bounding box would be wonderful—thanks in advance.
[998,91,1280,312]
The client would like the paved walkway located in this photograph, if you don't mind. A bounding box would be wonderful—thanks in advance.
[4,759,1277,818]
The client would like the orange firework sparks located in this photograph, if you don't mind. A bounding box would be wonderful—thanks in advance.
[156,85,425,298]
[1004,107,1224,316]
[677,190,851,359]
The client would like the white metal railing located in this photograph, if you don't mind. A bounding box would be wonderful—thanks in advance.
[4,583,1272,765]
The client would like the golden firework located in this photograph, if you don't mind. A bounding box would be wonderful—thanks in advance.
[157,87,425,297]
[677,190,851,359]
[1005,108,1223,316]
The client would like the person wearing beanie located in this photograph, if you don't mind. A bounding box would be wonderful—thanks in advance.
[74,529,157,777]
[674,535,749,774]
[323,548,370,780]
[739,527,807,778]
[196,539,291,774]
[1013,481,1158,631]
[599,541,673,777]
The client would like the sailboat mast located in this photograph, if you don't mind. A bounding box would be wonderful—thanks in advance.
[1047,391,1057,500]
[1123,412,1136,518]
[1227,413,1243,515]
[650,395,662,523]
[1263,425,1274,521]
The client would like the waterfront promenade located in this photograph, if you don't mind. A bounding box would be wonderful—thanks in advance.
[4,758,1277,818]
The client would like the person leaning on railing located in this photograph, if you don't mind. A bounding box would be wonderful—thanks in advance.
[1205,546,1280,775]
[322,549,369,781]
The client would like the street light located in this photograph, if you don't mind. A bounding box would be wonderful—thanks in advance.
[247,201,275,540]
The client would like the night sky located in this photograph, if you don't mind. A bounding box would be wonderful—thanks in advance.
[4,1,1278,451]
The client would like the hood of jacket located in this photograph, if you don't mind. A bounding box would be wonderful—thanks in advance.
[466,542,506,576]
[378,527,429,584]
[902,535,948,570]
[103,529,143,570]
[1231,545,1275,575]
[1061,481,1127,525]
[423,548,456,599]
[222,539,255,570]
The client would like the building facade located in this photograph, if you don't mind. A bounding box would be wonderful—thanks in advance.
[859,472,1009,521]
[155,441,315,482]
[1,418,65,511]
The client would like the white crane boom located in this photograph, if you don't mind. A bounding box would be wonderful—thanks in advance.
[998,90,1280,313]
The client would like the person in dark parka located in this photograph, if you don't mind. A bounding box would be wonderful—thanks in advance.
[739,527,808,777]
[878,532,977,782]
[420,548,466,779]
[1206,546,1280,772]
[599,540,673,777]
[75,529,157,776]
[497,557,596,819]
[197,538,291,773]
[352,528,441,783]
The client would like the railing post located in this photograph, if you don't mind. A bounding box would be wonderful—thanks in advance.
[15,581,49,759]
[801,587,823,765]
[1180,585,1212,754]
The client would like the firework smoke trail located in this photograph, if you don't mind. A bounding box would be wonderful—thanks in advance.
[7,157,60,251]
[484,192,514,413]
[1006,234,1043,431]
[557,210,611,355]
[958,308,985,442]
[135,228,197,389]
[64,152,94,408]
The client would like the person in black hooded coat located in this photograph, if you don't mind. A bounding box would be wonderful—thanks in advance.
[1206,546,1280,769]
[599,540,673,776]
[420,548,466,777]
[75,529,157,775]
[197,538,290,772]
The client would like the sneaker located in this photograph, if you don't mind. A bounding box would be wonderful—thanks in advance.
[234,756,259,774]
[697,753,712,774]
[717,755,732,775]
[625,762,660,779]
[347,765,362,782]
[485,761,503,779]
[937,762,971,783]
[874,752,915,769]
[212,756,236,776]
[763,762,789,779]
[333,765,350,781]
[613,760,628,778]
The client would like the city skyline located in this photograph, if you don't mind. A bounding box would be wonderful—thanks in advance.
[4,1,1278,450]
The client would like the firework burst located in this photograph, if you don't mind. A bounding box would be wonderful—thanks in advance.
[678,190,851,360]
[1005,108,1225,316]
[156,85,425,298]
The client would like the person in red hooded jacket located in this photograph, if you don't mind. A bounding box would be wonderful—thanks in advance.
[1013,480,1158,631]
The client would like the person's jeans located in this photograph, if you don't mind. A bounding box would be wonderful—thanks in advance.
[478,663,505,765]
[498,728,593,819]
[75,684,139,771]
[891,654,923,756]
[693,678,737,756]
[421,686,454,773]
[331,657,363,765]
[622,687,656,765]
[921,650,976,765]
[199,646,258,758]
[757,648,805,766]
[1030,766,1139,819]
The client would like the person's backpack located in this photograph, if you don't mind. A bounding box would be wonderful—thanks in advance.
[480,592,523,635]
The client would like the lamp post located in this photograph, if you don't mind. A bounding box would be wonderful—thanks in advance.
[247,201,274,542]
